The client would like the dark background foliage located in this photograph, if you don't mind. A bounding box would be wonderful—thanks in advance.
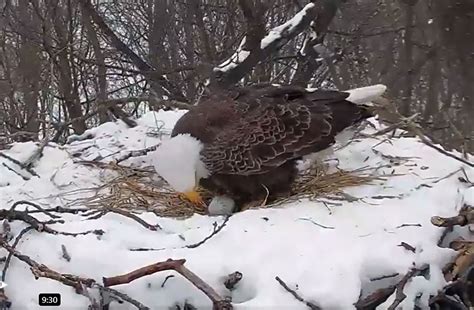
[0,0,472,153]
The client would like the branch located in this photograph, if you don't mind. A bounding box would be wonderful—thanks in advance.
[0,239,95,293]
[185,216,230,249]
[103,259,232,310]
[431,205,474,227]
[115,144,161,163]
[22,135,50,169]
[102,208,162,231]
[2,226,34,282]
[0,239,148,309]
[212,2,323,88]
[0,152,39,177]
[374,104,473,168]
[77,0,186,101]
[292,0,343,86]
[275,276,321,310]
[94,284,150,310]
[354,286,396,309]
[0,208,104,237]
[387,266,429,310]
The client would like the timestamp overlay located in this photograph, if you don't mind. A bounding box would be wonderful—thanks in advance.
[38,293,61,306]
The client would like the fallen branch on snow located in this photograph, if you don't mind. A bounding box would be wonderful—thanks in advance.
[356,202,474,310]
[186,216,230,249]
[88,207,162,231]
[1,201,105,237]
[386,265,429,310]
[0,238,95,292]
[372,105,473,168]
[354,285,396,309]
[275,276,321,310]
[0,238,148,309]
[1,162,30,181]
[103,258,232,310]
[22,135,50,169]
[115,144,161,163]
[431,205,474,227]
[0,152,39,178]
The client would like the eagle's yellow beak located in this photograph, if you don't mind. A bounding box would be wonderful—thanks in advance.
[182,189,204,206]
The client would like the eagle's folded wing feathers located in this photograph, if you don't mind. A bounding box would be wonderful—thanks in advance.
[201,96,333,175]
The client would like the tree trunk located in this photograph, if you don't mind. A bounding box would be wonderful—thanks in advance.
[82,9,109,124]
[400,0,418,116]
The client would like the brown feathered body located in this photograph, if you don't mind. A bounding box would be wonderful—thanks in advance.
[171,85,373,207]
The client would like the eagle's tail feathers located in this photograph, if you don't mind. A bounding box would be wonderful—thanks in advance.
[344,84,387,106]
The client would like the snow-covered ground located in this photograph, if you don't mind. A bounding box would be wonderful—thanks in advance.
[0,110,473,309]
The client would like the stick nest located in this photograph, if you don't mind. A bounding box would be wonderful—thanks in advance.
[75,162,383,218]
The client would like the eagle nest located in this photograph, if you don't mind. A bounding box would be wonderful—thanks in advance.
[74,162,384,218]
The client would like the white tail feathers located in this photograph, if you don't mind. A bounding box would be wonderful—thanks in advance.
[344,84,387,106]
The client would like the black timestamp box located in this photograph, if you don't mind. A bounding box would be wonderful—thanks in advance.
[38,293,61,306]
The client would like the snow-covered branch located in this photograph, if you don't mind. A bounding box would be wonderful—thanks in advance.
[212,2,319,87]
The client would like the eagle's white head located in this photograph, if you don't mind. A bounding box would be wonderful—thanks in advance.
[152,134,209,204]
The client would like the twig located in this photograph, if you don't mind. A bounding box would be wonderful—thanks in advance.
[354,286,396,309]
[103,259,232,309]
[224,272,243,290]
[370,273,399,282]
[160,275,175,288]
[0,152,39,177]
[104,208,161,231]
[297,217,335,229]
[1,163,29,181]
[22,135,50,168]
[0,209,104,237]
[128,247,165,252]
[115,144,160,163]
[374,106,473,168]
[412,126,473,168]
[437,226,453,247]
[395,223,422,228]
[1,226,34,281]
[398,242,416,253]
[372,113,419,136]
[186,216,230,249]
[387,265,429,310]
[0,239,95,292]
[61,244,71,262]
[0,238,148,309]
[27,206,91,215]
[94,284,150,310]
[1,221,12,242]
[275,276,321,310]
[10,200,60,219]
[458,168,473,187]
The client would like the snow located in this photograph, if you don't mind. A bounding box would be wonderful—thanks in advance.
[152,133,209,193]
[0,109,473,309]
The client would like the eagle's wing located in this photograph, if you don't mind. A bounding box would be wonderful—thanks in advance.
[201,90,346,175]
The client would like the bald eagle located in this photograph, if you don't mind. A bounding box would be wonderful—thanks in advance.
[152,84,386,211]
